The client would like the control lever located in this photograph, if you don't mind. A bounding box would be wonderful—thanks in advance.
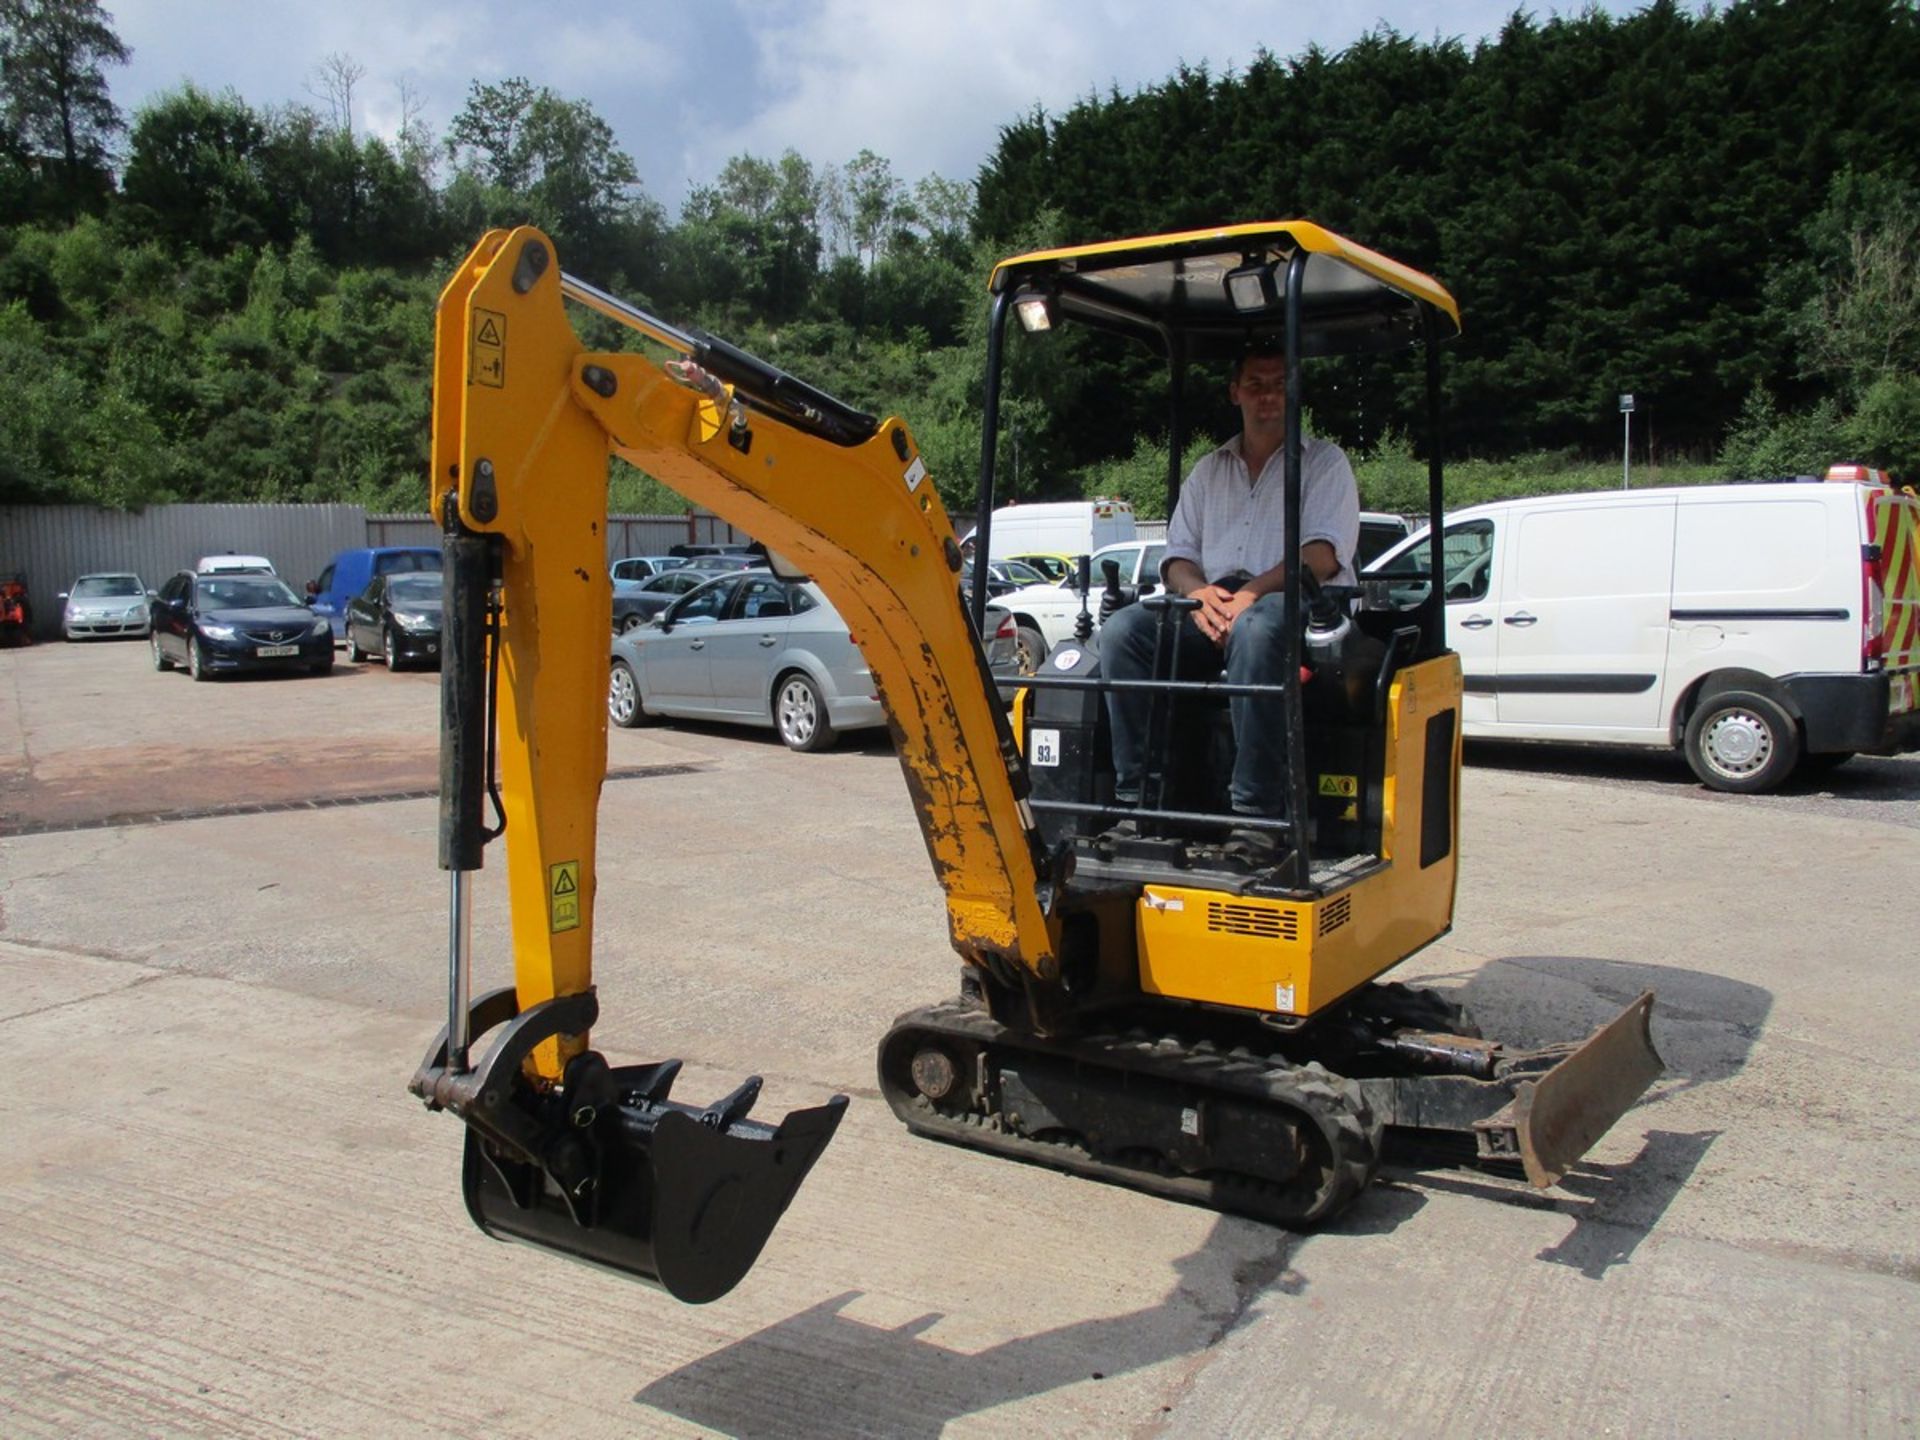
[1097,558,1126,622]
[1073,554,1095,640]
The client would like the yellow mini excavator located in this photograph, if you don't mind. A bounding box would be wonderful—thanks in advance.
[409,222,1664,1303]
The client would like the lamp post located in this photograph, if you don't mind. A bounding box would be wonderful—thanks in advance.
[1620,393,1635,489]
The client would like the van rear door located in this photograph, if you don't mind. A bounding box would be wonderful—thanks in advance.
[1868,486,1920,717]
[1495,497,1678,733]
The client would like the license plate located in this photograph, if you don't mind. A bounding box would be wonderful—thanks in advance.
[256,644,299,657]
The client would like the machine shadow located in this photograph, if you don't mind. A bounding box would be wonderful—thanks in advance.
[633,1213,1323,1438]
[1393,953,1770,1280]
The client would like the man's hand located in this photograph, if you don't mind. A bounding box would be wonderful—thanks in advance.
[1191,583,1255,645]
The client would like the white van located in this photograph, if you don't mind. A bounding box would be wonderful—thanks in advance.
[1365,477,1920,792]
[971,499,1136,564]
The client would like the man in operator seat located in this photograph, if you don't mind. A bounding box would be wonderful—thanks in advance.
[1101,335,1361,862]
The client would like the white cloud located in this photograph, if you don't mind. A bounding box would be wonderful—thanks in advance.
[100,0,1611,203]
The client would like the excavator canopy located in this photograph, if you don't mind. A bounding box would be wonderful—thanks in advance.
[988,220,1461,360]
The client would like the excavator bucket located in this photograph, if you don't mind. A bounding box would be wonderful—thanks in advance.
[414,988,846,1304]
[1499,991,1664,1188]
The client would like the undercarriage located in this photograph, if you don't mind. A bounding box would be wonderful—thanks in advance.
[879,981,1661,1227]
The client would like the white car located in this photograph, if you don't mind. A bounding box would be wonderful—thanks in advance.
[194,553,277,575]
[60,572,152,640]
[990,539,1168,669]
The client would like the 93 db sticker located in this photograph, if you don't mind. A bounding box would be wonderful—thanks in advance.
[1029,728,1061,767]
[548,860,581,932]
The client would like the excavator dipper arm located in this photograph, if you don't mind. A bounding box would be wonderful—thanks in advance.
[408,227,1059,1301]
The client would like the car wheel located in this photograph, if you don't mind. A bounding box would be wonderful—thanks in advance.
[383,629,399,670]
[151,632,172,671]
[1013,622,1048,675]
[620,613,645,634]
[343,626,363,662]
[774,671,837,752]
[188,637,210,682]
[1683,689,1800,793]
[608,659,651,728]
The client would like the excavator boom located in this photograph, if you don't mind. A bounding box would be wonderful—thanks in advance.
[409,227,1060,1300]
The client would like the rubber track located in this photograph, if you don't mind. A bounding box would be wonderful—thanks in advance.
[879,999,1384,1228]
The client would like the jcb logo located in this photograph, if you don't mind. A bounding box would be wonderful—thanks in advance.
[1317,774,1358,798]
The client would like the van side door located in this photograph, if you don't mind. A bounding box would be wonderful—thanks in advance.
[1495,497,1678,734]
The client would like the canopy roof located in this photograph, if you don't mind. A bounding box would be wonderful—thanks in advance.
[989,221,1460,360]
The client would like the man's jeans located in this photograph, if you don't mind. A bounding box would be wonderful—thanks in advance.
[1101,593,1290,816]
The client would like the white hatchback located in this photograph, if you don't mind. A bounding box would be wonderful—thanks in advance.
[989,539,1169,668]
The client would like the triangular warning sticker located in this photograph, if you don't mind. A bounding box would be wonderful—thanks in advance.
[552,867,577,895]
[476,316,502,346]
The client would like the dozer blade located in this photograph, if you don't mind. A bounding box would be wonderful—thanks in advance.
[1501,991,1663,1188]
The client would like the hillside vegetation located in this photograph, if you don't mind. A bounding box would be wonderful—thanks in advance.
[2,0,1916,519]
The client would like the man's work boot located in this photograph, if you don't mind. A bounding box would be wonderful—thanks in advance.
[1225,820,1284,868]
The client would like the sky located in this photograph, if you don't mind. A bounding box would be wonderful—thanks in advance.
[101,0,1612,210]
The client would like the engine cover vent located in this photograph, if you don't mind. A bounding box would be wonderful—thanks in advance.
[1206,901,1300,941]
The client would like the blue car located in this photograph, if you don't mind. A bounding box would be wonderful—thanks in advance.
[306,546,441,639]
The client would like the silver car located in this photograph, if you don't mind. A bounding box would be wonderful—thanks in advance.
[608,573,1021,751]
[608,572,882,751]
[61,572,151,639]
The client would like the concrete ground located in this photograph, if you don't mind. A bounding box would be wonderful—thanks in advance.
[1,640,1916,1438]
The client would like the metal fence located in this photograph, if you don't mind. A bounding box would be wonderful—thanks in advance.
[0,504,747,640]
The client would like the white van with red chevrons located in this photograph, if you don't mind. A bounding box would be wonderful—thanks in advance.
[1364,467,1920,791]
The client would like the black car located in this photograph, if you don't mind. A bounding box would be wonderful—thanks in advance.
[149,570,334,680]
[344,572,443,669]
[612,565,743,632]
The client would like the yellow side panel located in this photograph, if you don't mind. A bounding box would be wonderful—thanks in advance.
[1135,654,1462,1018]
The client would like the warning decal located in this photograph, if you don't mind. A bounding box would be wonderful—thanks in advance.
[1317,773,1358,798]
[548,860,581,932]
[472,308,506,388]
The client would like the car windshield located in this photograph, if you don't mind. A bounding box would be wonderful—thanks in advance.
[387,575,440,603]
[645,571,702,592]
[997,560,1047,586]
[200,577,301,609]
[74,575,140,597]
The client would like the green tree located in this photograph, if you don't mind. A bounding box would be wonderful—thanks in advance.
[121,85,274,251]
[444,77,644,275]
[671,150,822,321]
[0,0,128,217]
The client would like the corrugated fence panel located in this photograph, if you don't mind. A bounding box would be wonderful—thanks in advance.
[0,504,366,640]
[367,513,749,565]
[0,504,751,639]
